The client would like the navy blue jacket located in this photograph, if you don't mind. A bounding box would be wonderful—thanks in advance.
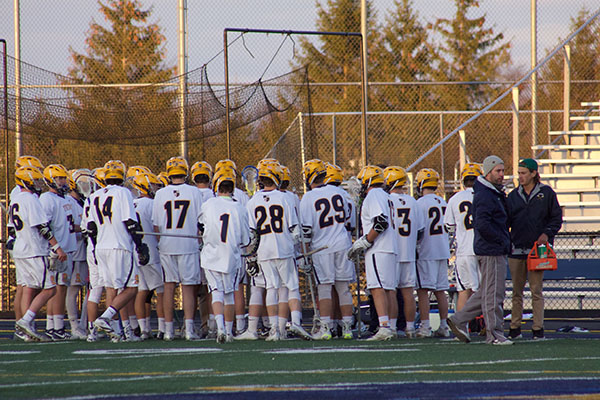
[472,176,511,256]
[507,182,563,259]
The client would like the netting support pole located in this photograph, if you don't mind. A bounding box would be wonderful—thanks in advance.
[1,39,8,312]
[358,34,368,167]
[177,0,188,160]
[512,87,520,188]
[224,30,231,159]
[530,0,538,155]
[563,45,571,133]
[13,0,21,158]
[332,114,337,165]
[299,112,307,194]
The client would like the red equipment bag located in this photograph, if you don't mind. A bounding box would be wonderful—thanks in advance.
[527,244,558,271]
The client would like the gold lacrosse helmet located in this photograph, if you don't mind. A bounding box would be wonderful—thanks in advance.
[157,171,170,187]
[16,155,43,170]
[303,159,326,186]
[383,166,408,191]
[15,166,45,194]
[43,164,69,192]
[132,172,161,198]
[357,165,384,187]
[415,168,440,192]
[166,156,189,177]
[104,160,126,181]
[324,163,343,185]
[215,159,238,174]
[212,166,237,193]
[258,161,282,187]
[461,163,483,180]
[92,167,107,189]
[126,165,152,180]
[191,161,213,181]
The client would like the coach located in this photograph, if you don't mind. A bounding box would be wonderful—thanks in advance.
[449,155,513,345]
[507,158,562,340]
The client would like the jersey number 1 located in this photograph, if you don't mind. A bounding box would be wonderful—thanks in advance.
[164,200,190,229]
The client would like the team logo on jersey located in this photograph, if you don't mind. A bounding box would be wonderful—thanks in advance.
[536,193,544,200]
[263,195,270,202]
[173,190,180,198]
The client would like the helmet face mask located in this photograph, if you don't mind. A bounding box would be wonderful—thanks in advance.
[132,173,161,199]
[72,169,93,198]
[43,165,70,195]
[16,166,45,195]
[357,165,384,198]
[383,166,407,192]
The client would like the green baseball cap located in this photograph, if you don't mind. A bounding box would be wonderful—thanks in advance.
[518,158,538,171]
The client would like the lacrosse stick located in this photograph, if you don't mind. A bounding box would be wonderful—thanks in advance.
[241,165,259,198]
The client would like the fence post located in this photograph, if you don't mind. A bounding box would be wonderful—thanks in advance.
[563,45,571,133]
[459,129,466,174]
[299,112,307,195]
[332,114,337,166]
[439,113,445,194]
[512,87,520,187]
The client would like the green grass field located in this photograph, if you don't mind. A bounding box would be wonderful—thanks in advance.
[2,336,600,399]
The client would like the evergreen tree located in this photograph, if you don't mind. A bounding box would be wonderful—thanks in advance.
[430,0,511,110]
[65,0,177,167]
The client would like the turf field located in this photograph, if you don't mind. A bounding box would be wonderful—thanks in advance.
[2,332,600,399]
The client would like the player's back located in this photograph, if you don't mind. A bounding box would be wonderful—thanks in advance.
[416,193,450,260]
[247,189,297,261]
[197,187,214,203]
[39,191,76,253]
[389,192,423,262]
[153,183,202,255]
[200,196,249,273]
[233,187,249,207]
[134,196,159,265]
[445,188,475,256]
[361,187,398,254]
[300,185,350,253]
[9,191,49,258]
[92,185,135,251]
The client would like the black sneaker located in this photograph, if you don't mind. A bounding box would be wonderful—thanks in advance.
[53,328,72,340]
[44,329,57,341]
[133,326,141,337]
[532,328,544,340]
[508,327,522,340]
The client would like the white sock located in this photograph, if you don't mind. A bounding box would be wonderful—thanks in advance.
[216,314,225,332]
[406,321,415,330]
[268,316,278,331]
[158,317,165,333]
[378,316,390,328]
[440,318,448,329]
[208,314,216,331]
[421,319,430,329]
[236,315,246,332]
[247,316,259,333]
[165,321,174,336]
[139,318,148,333]
[278,317,287,334]
[100,306,118,321]
[46,316,54,331]
[122,319,131,329]
[225,320,234,336]
[342,316,353,325]
[291,310,302,326]
[111,319,122,335]
[321,316,332,328]
[54,315,65,330]
[390,318,397,330]
[185,319,195,334]
[129,316,139,330]
[262,316,271,328]
[145,316,151,329]
[22,310,36,324]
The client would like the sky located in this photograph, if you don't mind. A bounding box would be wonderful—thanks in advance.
[0,0,597,83]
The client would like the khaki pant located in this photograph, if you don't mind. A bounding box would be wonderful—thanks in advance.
[508,258,544,331]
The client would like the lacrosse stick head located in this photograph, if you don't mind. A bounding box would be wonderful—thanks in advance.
[241,165,259,197]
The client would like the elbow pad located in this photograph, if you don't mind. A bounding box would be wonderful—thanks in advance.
[125,219,143,249]
[372,214,389,233]
[8,226,16,239]
[198,222,205,235]
[86,221,98,238]
[36,223,55,241]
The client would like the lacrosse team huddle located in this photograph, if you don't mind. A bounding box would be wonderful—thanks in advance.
[8,154,483,343]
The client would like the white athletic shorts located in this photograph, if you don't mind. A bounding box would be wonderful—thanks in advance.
[138,263,164,292]
[455,255,480,292]
[70,260,89,286]
[416,259,450,291]
[250,266,267,288]
[204,268,237,295]
[259,257,299,291]
[14,256,56,290]
[96,249,139,289]
[160,253,201,285]
[397,261,417,289]
[312,250,354,285]
[87,251,104,290]
[365,252,398,290]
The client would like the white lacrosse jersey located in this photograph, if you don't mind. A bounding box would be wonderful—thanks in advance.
[444,188,475,256]
[9,185,22,201]
[333,185,357,236]
[282,190,300,219]
[389,192,423,262]
[67,195,87,262]
[416,193,451,260]
[200,196,250,273]
[233,187,249,208]
[134,196,160,266]
[360,187,398,255]
[300,185,351,254]
[247,189,297,261]
[9,191,50,258]
[39,191,77,253]
[90,185,137,251]
[197,187,214,203]
[152,183,203,255]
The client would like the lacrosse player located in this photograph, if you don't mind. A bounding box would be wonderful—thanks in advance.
[11,166,67,341]
[88,161,148,342]
[152,156,203,341]
[246,161,312,341]
[300,159,354,340]
[39,164,77,341]
[347,165,399,341]
[444,163,483,318]
[384,166,423,338]
[199,167,251,343]
[414,168,451,338]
